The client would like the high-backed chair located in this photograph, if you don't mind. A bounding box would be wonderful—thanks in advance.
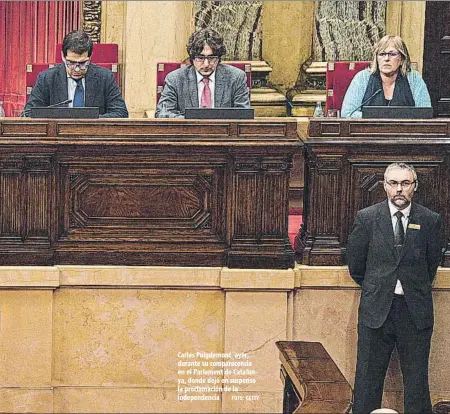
[156,61,252,105]
[55,43,119,64]
[326,60,419,112]
[325,61,371,112]
[26,43,121,97]
[26,62,120,97]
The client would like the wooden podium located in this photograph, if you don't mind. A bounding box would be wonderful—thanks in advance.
[301,118,450,267]
[0,118,301,269]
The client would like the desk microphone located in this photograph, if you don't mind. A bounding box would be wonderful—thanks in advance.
[48,99,72,107]
[348,89,383,117]
[20,99,73,117]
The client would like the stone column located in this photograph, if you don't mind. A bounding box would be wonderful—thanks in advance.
[262,2,315,90]
[386,1,426,73]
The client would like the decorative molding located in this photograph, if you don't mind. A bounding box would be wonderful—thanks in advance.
[83,1,102,43]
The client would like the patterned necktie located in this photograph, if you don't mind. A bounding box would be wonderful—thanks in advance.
[200,77,212,108]
[394,211,405,254]
[73,78,85,107]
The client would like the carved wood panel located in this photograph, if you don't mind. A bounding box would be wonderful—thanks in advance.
[0,119,300,268]
[302,119,450,267]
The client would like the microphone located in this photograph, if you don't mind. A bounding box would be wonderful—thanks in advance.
[348,89,383,117]
[48,99,72,107]
[21,99,73,117]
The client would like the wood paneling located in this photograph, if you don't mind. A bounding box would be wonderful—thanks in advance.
[0,118,300,269]
[302,119,450,267]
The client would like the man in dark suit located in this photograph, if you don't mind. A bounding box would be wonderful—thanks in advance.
[155,28,250,118]
[24,31,128,118]
[347,162,442,414]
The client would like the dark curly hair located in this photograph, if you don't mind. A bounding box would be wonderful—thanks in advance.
[62,31,94,57]
[186,28,227,63]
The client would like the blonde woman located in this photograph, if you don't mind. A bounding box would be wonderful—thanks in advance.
[341,35,431,118]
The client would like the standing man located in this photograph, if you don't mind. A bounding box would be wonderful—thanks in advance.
[24,31,128,118]
[155,28,250,118]
[347,162,442,414]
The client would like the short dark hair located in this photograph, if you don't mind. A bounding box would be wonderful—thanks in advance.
[62,31,94,57]
[186,28,226,62]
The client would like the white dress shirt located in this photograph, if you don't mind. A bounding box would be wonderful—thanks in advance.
[196,70,216,108]
[388,200,412,295]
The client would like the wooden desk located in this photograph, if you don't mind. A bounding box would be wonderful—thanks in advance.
[0,118,301,268]
[301,118,450,266]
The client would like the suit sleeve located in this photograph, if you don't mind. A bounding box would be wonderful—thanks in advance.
[23,71,51,116]
[347,213,370,286]
[427,213,442,283]
[232,70,251,108]
[99,70,128,118]
[155,71,184,118]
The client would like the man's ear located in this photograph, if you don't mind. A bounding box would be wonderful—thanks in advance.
[414,181,418,192]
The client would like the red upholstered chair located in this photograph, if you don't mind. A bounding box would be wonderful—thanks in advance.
[325,61,371,112]
[325,60,419,112]
[156,61,252,105]
[26,63,56,96]
[55,43,119,63]
[55,43,120,85]
[26,62,120,96]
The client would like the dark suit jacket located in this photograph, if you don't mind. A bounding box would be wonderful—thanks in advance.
[347,200,442,330]
[155,63,250,118]
[24,63,128,118]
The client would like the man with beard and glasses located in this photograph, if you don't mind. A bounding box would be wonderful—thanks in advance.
[155,28,250,118]
[24,31,128,118]
[347,162,442,414]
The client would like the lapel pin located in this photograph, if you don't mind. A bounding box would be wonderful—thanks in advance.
[408,224,421,230]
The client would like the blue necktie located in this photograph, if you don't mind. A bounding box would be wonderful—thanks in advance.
[73,79,84,107]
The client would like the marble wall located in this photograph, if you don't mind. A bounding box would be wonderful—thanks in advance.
[1,265,449,413]
[194,1,262,60]
[294,265,450,413]
[0,266,292,413]
[313,1,386,61]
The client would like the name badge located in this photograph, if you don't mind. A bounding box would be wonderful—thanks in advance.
[408,224,421,230]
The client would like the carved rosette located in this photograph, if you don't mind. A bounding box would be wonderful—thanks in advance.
[83,1,101,43]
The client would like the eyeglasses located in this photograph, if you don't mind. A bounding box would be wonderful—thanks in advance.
[194,55,219,63]
[377,51,401,58]
[65,59,90,70]
[385,180,416,189]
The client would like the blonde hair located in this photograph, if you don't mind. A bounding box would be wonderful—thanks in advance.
[370,35,411,77]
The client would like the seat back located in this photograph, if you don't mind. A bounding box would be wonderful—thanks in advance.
[55,43,119,63]
[26,63,120,96]
[156,61,252,105]
[26,63,56,96]
[326,60,419,112]
[325,61,371,112]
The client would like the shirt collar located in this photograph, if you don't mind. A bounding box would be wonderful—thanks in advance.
[195,69,215,85]
[388,199,412,218]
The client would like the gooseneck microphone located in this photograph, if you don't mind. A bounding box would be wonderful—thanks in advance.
[48,99,72,107]
[21,99,73,117]
[348,89,383,117]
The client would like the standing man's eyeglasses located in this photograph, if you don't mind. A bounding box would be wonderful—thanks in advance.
[385,180,416,189]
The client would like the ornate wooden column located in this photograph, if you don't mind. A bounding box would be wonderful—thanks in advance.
[302,147,346,266]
